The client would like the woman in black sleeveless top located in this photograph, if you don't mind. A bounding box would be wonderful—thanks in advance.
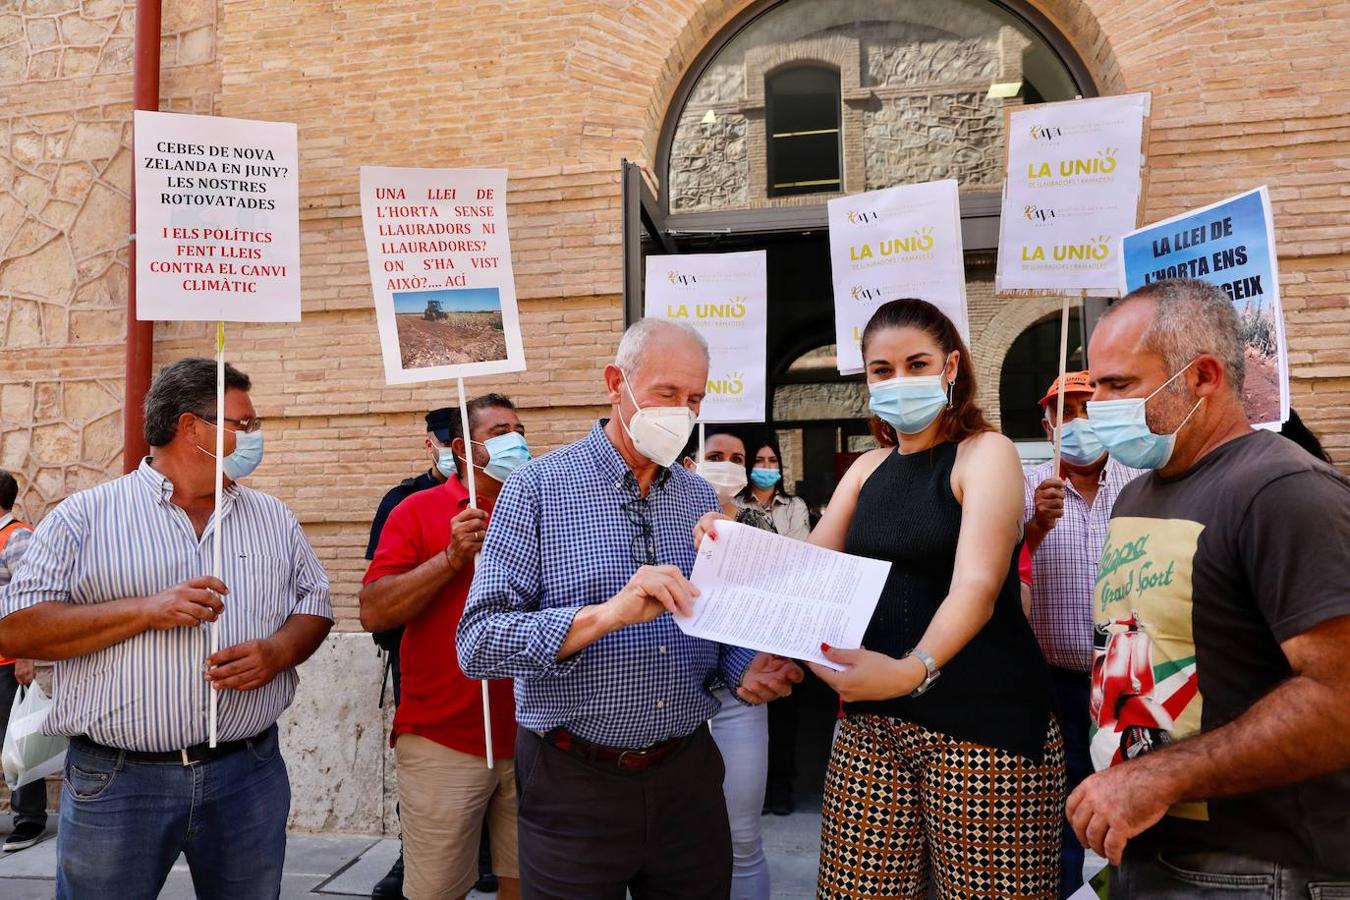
[792,300,1064,897]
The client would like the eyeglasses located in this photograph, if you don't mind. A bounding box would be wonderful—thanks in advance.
[620,496,657,567]
[199,414,263,434]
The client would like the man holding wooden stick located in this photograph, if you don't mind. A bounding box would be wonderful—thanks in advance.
[361,392,527,900]
[0,358,332,899]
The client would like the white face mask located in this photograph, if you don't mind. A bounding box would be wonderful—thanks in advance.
[618,371,697,468]
[699,460,747,503]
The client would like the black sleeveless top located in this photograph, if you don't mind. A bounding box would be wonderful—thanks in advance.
[843,441,1053,762]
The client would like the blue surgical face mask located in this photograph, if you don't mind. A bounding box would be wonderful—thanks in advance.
[1055,417,1107,467]
[439,432,532,483]
[868,368,951,436]
[1086,362,1203,470]
[479,432,531,483]
[435,447,457,479]
[750,467,782,490]
[222,431,264,481]
[194,419,264,481]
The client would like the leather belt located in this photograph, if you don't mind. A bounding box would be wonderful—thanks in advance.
[542,727,692,771]
[71,726,271,766]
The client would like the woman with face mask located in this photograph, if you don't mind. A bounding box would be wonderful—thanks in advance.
[679,426,774,900]
[738,434,810,543]
[683,428,773,532]
[733,433,811,816]
[697,299,1064,899]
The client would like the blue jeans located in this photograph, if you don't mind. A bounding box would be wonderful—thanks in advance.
[1113,850,1350,898]
[57,725,290,900]
[709,687,770,900]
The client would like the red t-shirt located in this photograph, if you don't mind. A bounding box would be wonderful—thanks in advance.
[362,476,515,759]
[1018,544,1034,587]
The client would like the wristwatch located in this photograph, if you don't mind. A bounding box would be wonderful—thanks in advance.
[906,648,941,697]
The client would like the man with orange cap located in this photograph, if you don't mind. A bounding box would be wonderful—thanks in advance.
[1024,370,1143,895]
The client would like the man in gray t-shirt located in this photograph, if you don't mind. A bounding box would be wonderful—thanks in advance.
[1068,280,1350,894]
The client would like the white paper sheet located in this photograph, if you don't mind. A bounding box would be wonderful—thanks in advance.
[680,521,890,669]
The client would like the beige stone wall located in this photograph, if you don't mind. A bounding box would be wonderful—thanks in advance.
[2,0,1347,640]
[0,0,218,520]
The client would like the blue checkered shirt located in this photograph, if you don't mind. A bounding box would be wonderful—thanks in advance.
[458,420,757,747]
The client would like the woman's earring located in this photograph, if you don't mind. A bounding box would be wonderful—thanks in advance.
[946,377,956,408]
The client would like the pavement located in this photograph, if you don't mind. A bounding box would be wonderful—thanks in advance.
[0,808,823,899]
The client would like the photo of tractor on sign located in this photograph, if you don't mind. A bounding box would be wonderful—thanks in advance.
[392,287,507,369]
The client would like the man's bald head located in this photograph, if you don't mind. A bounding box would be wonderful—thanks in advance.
[614,318,710,378]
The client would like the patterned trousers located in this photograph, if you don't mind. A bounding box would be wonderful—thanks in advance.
[818,714,1066,900]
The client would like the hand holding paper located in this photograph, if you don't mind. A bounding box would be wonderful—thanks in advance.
[737,652,804,705]
[681,521,890,670]
[809,645,925,702]
[613,565,699,625]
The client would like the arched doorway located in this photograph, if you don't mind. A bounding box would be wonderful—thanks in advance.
[1000,307,1086,441]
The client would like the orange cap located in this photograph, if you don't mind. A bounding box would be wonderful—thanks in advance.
[1038,370,1094,407]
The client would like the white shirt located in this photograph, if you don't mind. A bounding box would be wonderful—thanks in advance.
[0,459,332,750]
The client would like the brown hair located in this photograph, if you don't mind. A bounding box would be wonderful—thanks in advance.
[860,298,994,447]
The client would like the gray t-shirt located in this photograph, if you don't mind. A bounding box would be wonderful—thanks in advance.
[1090,429,1350,874]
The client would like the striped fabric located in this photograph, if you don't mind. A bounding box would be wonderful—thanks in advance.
[0,513,33,590]
[0,459,332,751]
[1022,459,1143,672]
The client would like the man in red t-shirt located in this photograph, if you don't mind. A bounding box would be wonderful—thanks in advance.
[361,393,529,900]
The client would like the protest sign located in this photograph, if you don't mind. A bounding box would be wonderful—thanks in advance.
[360,167,526,385]
[644,251,768,423]
[995,93,1150,297]
[1121,186,1288,428]
[134,110,304,745]
[134,111,301,322]
[360,166,528,765]
[827,180,967,375]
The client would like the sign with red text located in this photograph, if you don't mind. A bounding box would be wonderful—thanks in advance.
[827,180,968,375]
[996,93,1150,296]
[644,251,767,423]
[360,167,526,384]
[133,111,301,321]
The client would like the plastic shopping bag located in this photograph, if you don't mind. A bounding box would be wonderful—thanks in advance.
[2,681,67,791]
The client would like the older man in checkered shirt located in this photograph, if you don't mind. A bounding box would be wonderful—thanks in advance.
[458,318,802,900]
[1024,370,1144,895]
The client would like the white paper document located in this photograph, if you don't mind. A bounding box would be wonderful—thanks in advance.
[680,522,891,670]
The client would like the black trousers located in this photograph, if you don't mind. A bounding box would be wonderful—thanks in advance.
[515,725,732,900]
[1050,666,1093,898]
[0,664,49,828]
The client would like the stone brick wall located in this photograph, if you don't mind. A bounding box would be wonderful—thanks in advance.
[668,19,1025,210]
[0,0,218,520]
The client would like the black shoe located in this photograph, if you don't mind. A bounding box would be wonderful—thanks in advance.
[766,781,795,816]
[370,851,404,899]
[474,872,499,893]
[2,823,45,852]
